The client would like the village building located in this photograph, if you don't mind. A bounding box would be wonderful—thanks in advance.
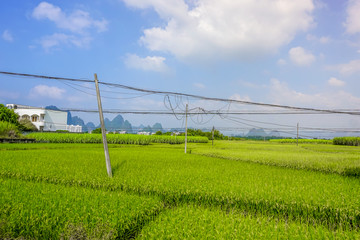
[6,104,82,132]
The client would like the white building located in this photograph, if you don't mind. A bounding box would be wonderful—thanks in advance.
[6,104,82,132]
[137,131,151,135]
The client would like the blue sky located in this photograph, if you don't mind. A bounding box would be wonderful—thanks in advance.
[0,0,360,135]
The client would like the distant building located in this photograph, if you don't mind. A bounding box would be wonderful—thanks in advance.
[137,131,151,135]
[6,104,82,132]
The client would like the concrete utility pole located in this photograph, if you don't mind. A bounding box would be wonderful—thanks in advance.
[185,104,188,154]
[212,126,215,146]
[297,122,299,146]
[94,73,112,177]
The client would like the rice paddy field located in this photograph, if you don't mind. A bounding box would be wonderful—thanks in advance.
[1,138,360,239]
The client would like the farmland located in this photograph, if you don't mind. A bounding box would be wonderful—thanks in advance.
[1,140,360,238]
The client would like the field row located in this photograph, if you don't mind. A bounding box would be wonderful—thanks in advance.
[193,141,360,177]
[27,132,209,145]
[1,143,359,231]
[2,178,359,239]
[0,178,163,239]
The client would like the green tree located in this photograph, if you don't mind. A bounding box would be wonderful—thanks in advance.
[0,104,19,124]
[92,128,104,134]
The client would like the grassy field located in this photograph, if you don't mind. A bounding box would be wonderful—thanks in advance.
[27,132,209,144]
[0,140,360,238]
[193,140,360,177]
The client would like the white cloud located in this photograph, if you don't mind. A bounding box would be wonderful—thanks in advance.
[328,59,360,75]
[328,77,345,87]
[277,59,287,66]
[39,33,92,51]
[306,34,330,43]
[2,30,13,42]
[229,94,251,102]
[32,2,108,34]
[344,0,360,34]
[122,0,314,62]
[269,78,360,109]
[29,85,66,99]
[32,2,107,51]
[288,46,315,66]
[193,83,205,89]
[124,54,168,72]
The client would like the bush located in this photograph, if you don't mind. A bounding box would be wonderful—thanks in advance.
[333,137,360,146]
[92,128,103,134]
[0,121,21,138]
[18,118,38,132]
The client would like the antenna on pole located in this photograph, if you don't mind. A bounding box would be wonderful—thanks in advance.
[94,73,112,177]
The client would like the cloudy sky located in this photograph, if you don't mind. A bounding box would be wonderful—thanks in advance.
[0,0,359,135]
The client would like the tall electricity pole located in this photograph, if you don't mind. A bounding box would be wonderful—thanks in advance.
[297,123,299,146]
[185,104,188,154]
[94,73,112,177]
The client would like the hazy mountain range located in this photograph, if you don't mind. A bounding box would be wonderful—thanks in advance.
[45,106,163,133]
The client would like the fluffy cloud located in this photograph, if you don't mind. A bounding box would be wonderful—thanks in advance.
[2,30,13,42]
[29,85,66,99]
[328,59,360,75]
[269,78,360,109]
[193,83,205,89]
[328,77,345,87]
[344,0,360,34]
[288,47,315,66]
[32,2,108,33]
[229,94,251,102]
[122,0,314,62]
[306,34,330,44]
[39,33,92,51]
[124,54,168,72]
[277,59,287,66]
[32,2,107,50]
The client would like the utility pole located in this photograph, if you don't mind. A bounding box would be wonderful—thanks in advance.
[185,104,188,154]
[212,126,215,146]
[94,73,112,177]
[297,122,299,146]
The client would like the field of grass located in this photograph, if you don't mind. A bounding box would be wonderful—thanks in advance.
[27,132,208,144]
[193,140,360,177]
[0,141,360,238]
[0,178,162,239]
[270,139,332,144]
[138,204,360,239]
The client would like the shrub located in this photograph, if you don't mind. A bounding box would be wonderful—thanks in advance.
[0,121,21,138]
[333,137,360,146]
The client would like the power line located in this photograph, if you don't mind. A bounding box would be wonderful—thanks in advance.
[1,71,360,115]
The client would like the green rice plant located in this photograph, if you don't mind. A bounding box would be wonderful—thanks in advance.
[193,140,360,177]
[138,204,360,239]
[270,139,332,144]
[333,137,360,146]
[27,133,208,145]
[1,144,360,230]
[0,178,163,239]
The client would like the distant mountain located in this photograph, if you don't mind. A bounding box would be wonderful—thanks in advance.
[152,123,163,132]
[45,105,62,111]
[45,106,164,133]
[246,128,267,137]
[85,122,96,132]
[97,115,132,132]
